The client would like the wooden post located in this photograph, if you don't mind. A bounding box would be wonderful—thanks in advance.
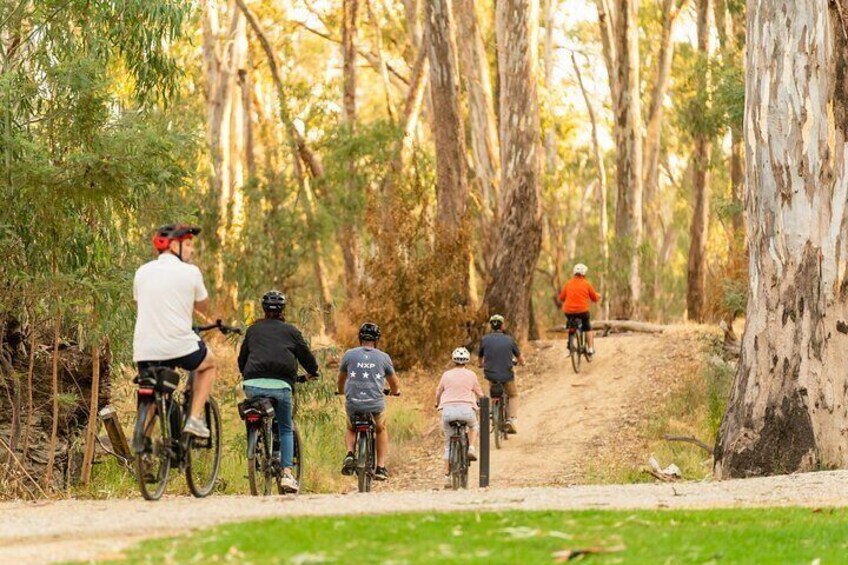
[80,343,101,486]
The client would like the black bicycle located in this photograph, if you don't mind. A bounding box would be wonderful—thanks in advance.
[490,383,509,450]
[131,321,241,501]
[566,316,592,373]
[447,419,470,490]
[347,389,399,493]
[239,374,314,496]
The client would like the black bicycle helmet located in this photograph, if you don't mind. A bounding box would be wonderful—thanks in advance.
[261,290,287,313]
[358,322,381,342]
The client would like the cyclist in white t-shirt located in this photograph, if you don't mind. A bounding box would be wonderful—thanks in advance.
[133,224,218,438]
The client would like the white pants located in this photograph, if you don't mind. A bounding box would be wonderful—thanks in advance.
[441,404,478,459]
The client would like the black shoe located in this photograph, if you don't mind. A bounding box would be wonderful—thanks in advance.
[375,466,389,481]
[341,452,355,476]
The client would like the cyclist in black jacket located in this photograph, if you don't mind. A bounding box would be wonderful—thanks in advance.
[238,290,319,492]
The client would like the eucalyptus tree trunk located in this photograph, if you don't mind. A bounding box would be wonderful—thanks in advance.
[610,0,643,319]
[425,0,471,304]
[340,0,363,297]
[454,0,501,268]
[572,52,609,318]
[715,0,848,477]
[426,0,470,231]
[483,0,542,342]
[686,0,712,323]
[455,0,500,215]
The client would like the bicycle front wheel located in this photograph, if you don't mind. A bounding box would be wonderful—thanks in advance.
[288,425,302,495]
[133,400,170,501]
[186,398,222,498]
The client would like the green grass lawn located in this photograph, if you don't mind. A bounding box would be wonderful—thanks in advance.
[102,507,848,564]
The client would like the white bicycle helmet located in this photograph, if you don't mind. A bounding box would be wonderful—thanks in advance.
[451,347,471,365]
[573,263,589,276]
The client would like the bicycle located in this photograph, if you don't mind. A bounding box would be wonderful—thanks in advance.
[239,374,314,496]
[566,316,592,373]
[489,382,509,450]
[131,321,241,501]
[447,419,470,490]
[346,389,400,493]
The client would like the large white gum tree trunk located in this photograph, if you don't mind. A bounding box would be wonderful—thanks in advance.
[715,1,848,477]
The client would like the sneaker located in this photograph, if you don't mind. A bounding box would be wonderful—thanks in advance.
[467,445,478,461]
[505,419,517,434]
[341,452,355,476]
[183,417,210,439]
[279,471,299,494]
[587,347,595,356]
[375,466,389,481]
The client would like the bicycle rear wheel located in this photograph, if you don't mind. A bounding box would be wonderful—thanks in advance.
[133,401,170,501]
[448,437,461,490]
[492,401,502,450]
[356,433,372,493]
[247,425,274,496]
[186,398,222,498]
[460,433,469,489]
[571,332,582,373]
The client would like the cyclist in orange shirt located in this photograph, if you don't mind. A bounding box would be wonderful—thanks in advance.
[557,264,602,356]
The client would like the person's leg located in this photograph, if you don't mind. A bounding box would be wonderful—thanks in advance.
[505,381,518,420]
[584,313,595,353]
[375,413,389,468]
[275,389,294,471]
[189,346,217,420]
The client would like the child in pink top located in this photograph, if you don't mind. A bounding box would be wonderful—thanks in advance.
[435,347,484,487]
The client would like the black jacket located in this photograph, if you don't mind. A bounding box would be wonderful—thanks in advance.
[237,319,319,387]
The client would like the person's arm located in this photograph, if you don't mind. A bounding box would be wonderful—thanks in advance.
[336,370,347,395]
[435,376,445,407]
[558,284,568,305]
[514,341,526,366]
[237,332,249,374]
[589,283,601,304]
[386,373,400,395]
[472,374,485,399]
[384,357,400,395]
[292,328,320,377]
[478,342,485,368]
[194,268,211,314]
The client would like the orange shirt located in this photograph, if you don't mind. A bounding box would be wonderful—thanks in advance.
[558,276,600,314]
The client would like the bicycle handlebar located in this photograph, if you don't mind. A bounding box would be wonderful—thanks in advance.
[334,389,401,396]
[296,373,320,383]
[193,319,243,335]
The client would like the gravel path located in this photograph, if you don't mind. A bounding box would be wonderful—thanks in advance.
[4,471,848,563]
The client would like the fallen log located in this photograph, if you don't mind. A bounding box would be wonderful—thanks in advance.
[547,320,668,335]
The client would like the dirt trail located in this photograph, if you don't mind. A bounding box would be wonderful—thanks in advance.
[0,329,723,564]
[395,330,706,489]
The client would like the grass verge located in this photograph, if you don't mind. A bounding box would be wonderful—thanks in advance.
[98,507,847,564]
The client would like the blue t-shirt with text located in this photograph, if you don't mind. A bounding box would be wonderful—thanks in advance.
[341,346,396,413]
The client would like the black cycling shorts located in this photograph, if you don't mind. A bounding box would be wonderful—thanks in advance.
[137,340,208,372]
[565,312,592,331]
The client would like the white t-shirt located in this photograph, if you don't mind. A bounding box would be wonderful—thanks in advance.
[133,254,209,362]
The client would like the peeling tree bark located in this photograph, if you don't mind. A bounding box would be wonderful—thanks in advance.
[686,0,713,323]
[715,1,848,477]
[483,0,543,342]
[340,0,363,298]
[610,0,643,319]
[455,0,501,224]
[425,0,471,305]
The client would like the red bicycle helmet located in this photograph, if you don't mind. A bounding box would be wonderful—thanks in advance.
[152,224,201,252]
